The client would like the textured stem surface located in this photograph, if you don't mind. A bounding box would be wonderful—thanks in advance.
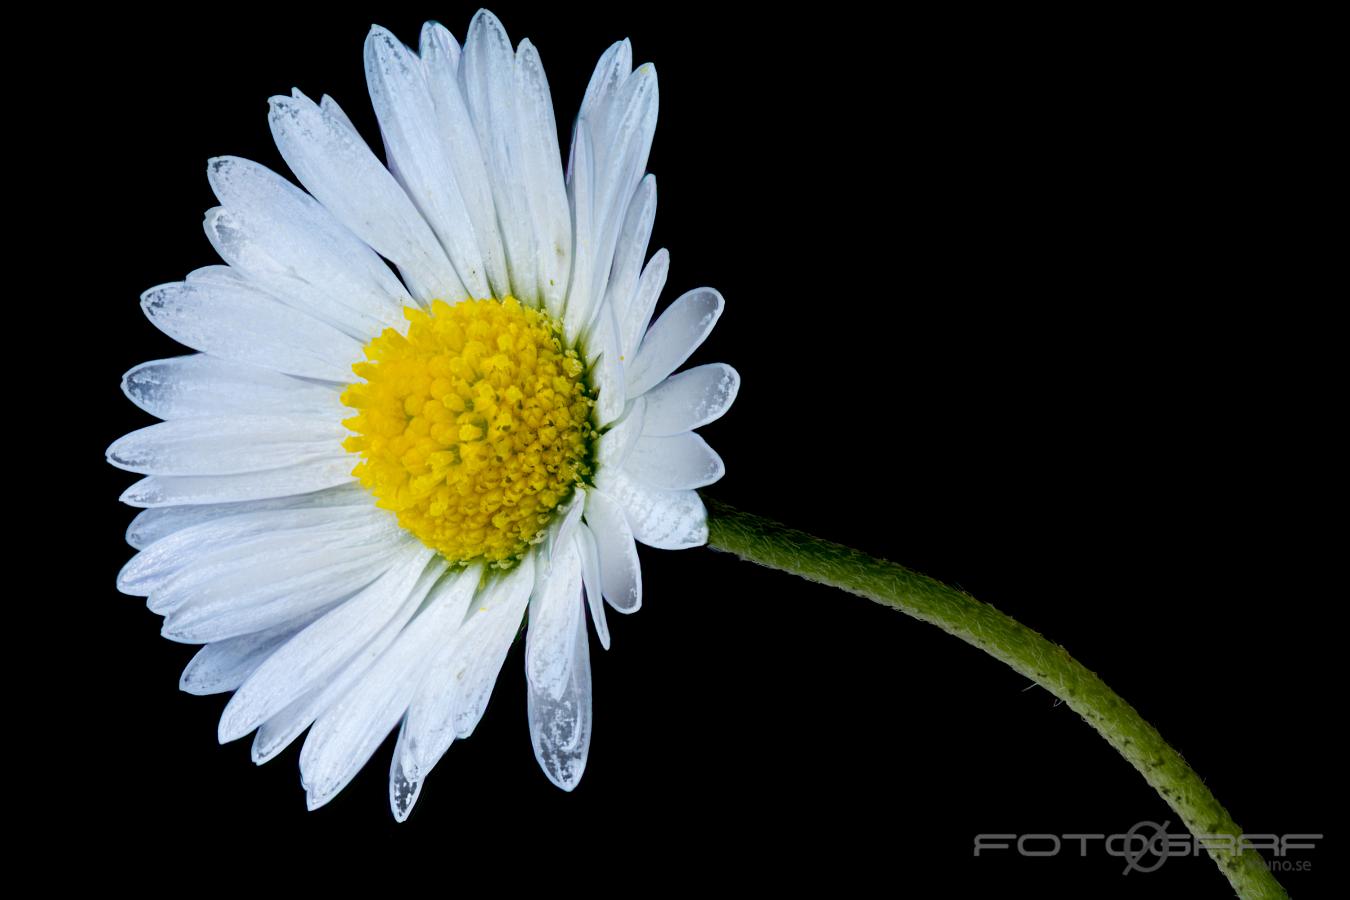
[703,498,1287,899]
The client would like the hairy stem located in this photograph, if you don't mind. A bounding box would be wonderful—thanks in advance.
[703,498,1287,899]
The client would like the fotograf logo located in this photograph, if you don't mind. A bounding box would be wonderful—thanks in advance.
[973,822,1319,875]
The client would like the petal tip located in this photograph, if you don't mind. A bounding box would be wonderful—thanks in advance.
[390,773,421,822]
[118,478,153,508]
[217,704,252,745]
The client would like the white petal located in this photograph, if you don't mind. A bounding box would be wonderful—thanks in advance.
[268,92,465,303]
[597,469,708,550]
[122,355,344,421]
[582,489,642,613]
[514,39,571,316]
[626,287,724,397]
[178,608,329,696]
[587,65,659,305]
[576,523,610,650]
[204,208,390,341]
[603,175,656,327]
[449,556,534,738]
[526,540,591,790]
[589,299,626,427]
[253,563,478,767]
[579,40,632,126]
[389,718,422,821]
[120,459,356,509]
[546,494,585,578]
[418,21,459,70]
[144,508,398,604]
[420,21,510,299]
[526,540,583,695]
[107,415,344,476]
[620,247,668,362]
[120,503,389,597]
[147,532,389,622]
[299,561,482,810]
[462,11,537,301]
[639,363,740,436]
[141,271,362,382]
[366,26,489,298]
[319,94,361,139]
[597,395,645,471]
[205,156,409,328]
[624,432,724,490]
[563,118,599,337]
[401,556,533,779]
[125,484,370,551]
[217,545,436,743]
[158,534,411,643]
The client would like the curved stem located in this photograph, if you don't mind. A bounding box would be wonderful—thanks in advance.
[703,498,1287,899]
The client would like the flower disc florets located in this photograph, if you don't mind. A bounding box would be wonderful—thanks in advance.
[341,297,595,566]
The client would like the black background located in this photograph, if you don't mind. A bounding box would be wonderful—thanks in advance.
[55,3,1330,895]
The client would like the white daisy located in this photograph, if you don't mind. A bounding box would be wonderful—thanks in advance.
[107,10,739,816]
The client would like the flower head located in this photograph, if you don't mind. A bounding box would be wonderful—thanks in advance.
[108,10,738,816]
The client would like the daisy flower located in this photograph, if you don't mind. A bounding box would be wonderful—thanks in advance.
[107,9,739,816]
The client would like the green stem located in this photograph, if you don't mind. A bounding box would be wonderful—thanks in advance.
[703,498,1287,899]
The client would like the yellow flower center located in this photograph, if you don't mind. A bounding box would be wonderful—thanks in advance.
[341,297,595,566]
